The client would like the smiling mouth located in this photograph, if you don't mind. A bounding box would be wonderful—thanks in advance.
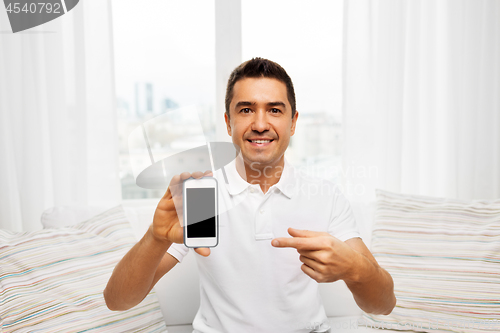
[247,139,274,147]
[248,139,274,144]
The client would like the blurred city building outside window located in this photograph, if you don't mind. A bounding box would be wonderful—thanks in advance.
[112,0,216,199]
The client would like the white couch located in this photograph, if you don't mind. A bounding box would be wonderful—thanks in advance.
[4,190,498,332]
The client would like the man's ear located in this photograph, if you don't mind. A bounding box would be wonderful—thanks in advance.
[224,112,232,136]
[290,110,299,136]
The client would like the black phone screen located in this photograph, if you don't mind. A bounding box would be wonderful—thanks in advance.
[186,188,216,238]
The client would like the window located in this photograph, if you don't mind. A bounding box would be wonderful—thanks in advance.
[112,0,344,199]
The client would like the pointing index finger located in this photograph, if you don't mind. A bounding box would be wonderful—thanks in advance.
[287,228,329,238]
[271,236,323,251]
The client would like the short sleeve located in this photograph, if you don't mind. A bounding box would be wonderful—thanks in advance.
[166,242,190,263]
[328,186,361,242]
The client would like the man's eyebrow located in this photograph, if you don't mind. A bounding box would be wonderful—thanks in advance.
[267,101,286,108]
[235,101,255,108]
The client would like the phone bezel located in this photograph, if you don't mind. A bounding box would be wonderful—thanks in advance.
[183,176,219,248]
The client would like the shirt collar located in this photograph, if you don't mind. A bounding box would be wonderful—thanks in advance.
[223,157,296,199]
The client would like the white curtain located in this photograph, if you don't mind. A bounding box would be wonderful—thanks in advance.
[0,1,121,231]
[342,0,500,203]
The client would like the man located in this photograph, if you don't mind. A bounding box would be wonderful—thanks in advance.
[104,58,396,332]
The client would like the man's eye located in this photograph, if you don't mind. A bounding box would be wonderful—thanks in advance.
[270,108,281,113]
[240,108,252,113]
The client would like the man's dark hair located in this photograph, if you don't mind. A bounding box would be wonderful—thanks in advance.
[225,57,296,118]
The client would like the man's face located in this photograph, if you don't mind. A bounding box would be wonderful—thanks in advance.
[225,77,298,167]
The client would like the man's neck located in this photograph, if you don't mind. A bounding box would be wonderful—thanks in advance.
[235,155,285,194]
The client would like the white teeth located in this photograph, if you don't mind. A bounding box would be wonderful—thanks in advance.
[251,140,271,143]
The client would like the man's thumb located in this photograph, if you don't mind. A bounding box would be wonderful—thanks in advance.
[194,247,211,257]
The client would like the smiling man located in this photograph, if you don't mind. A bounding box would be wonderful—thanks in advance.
[104,58,396,333]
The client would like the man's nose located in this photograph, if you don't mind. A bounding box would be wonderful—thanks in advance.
[251,110,270,132]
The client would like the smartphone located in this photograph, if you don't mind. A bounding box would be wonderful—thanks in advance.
[183,176,219,248]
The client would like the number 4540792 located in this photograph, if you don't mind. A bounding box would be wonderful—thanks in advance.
[5,2,62,14]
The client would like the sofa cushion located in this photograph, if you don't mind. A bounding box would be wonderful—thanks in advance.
[0,206,167,332]
[40,205,109,228]
[364,190,500,332]
[41,201,159,241]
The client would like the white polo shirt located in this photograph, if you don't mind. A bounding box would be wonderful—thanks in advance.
[167,158,360,333]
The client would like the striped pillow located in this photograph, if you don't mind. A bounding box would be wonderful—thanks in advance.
[0,206,167,332]
[363,190,500,333]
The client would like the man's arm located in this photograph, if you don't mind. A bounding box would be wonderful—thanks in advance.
[343,237,396,315]
[103,170,212,311]
[272,228,396,315]
[103,229,177,311]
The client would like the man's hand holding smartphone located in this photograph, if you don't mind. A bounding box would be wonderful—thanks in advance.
[152,170,214,257]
